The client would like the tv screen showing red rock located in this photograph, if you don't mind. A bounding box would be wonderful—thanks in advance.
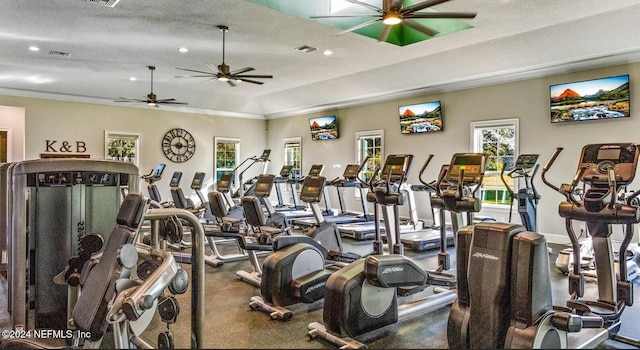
[309,115,338,141]
[398,101,443,134]
[550,75,629,123]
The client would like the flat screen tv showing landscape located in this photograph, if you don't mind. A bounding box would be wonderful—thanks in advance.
[550,75,630,124]
[309,115,339,141]
[398,101,443,134]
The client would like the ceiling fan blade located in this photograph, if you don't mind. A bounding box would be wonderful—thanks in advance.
[234,74,273,79]
[402,0,449,14]
[407,11,477,19]
[403,18,439,36]
[227,80,237,87]
[176,67,214,75]
[230,67,255,75]
[344,0,383,13]
[378,24,392,42]
[159,101,188,105]
[311,14,380,19]
[337,18,382,35]
[114,98,147,103]
[155,98,177,102]
[175,74,215,78]
[237,78,264,85]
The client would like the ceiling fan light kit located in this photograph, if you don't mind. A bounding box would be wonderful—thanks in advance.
[176,25,273,87]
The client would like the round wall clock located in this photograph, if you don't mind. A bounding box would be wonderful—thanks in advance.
[162,128,196,163]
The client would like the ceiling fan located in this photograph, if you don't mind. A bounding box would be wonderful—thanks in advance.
[311,0,476,42]
[176,25,273,87]
[115,66,188,107]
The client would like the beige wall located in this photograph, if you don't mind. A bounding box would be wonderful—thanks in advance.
[267,63,640,243]
[0,95,267,201]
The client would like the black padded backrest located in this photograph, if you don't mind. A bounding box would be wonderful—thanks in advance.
[171,187,190,209]
[208,191,229,219]
[71,226,132,341]
[147,184,161,203]
[242,196,266,227]
[116,193,148,229]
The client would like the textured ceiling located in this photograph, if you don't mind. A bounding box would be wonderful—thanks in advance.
[1,0,640,118]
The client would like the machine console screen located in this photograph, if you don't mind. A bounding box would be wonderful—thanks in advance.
[515,154,539,171]
[578,143,640,184]
[447,153,485,184]
[169,172,183,187]
[308,164,324,176]
[217,173,233,192]
[279,165,293,177]
[191,172,205,189]
[343,164,359,179]
[380,155,413,182]
[254,174,275,197]
[300,176,326,202]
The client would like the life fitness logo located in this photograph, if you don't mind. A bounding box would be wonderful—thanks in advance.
[472,252,500,261]
[382,266,404,274]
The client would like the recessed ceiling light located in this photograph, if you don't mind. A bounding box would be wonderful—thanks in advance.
[178,47,189,53]
[323,50,333,56]
[129,77,137,81]
[28,46,40,52]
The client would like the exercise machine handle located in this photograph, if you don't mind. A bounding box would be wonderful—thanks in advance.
[499,163,515,223]
[418,155,437,192]
[542,147,563,192]
[530,163,541,204]
[356,155,371,187]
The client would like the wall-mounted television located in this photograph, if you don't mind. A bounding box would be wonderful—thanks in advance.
[399,101,443,134]
[550,74,630,124]
[309,115,339,141]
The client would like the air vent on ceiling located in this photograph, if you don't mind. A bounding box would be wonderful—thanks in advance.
[294,45,317,53]
[49,50,71,57]
[85,0,120,7]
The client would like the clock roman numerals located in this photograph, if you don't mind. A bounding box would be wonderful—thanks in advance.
[162,128,196,163]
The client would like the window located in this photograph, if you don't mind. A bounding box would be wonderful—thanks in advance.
[470,119,518,205]
[283,137,302,180]
[356,130,384,182]
[104,131,139,165]
[214,137,240,185]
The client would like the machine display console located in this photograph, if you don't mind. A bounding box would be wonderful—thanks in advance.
[152,163,166,178]
[380,154,414,182]
[217,172,233,192]
[299,176,326,203]
[254,174,275,197]
[514,154,539,171]
[308,164,325,176]
[279,165,293,177]
[169,171,182,187]
[343,164,360,179]
[578,143,639,185]
[446,153,486,185]
[258,149,272,161]
[191,172,206,190]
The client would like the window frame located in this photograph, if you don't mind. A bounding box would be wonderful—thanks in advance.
[214,137,240,187]
[104,131,140,166]
[470,118,519,206]
[355,129,385,183]
[283,137,302,180]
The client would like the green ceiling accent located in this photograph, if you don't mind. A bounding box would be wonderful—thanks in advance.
[245,0,473,46]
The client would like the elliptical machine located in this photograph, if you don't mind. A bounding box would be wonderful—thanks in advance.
[448,143,640,349]
[499,154,540,232]
[308,154,467,349]
[248,174,358,320]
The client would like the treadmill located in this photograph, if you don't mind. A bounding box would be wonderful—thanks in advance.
[338,166,425,240]
[279,164,335,221]
[291,163,372,228]
[400,162,457,252]
[273,165,305,211]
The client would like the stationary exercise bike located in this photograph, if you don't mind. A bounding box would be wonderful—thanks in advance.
[308,154,485,349]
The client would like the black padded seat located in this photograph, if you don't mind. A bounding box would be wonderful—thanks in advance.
[208,191,244,226]
[241,195,289,236]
